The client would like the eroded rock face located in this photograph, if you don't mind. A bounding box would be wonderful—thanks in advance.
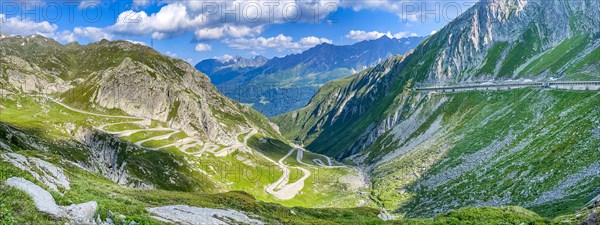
[0,56,72,94]
[426,0,600,82]
[91,57,240,145]
[5,177,97,225]
[582,196,600,225]
[73,128,153,189]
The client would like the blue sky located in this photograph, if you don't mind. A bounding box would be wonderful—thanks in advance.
[0,0,477,64]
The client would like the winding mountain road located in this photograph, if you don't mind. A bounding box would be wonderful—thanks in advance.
[264,148,312,200]
[38,95,347,201]
[43,96,139,119]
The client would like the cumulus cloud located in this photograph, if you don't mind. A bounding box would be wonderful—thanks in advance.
[298,36,333,46]
[56,27,113,43]
[0,14,57,37]
[109,3,206,39]
[108,0,339,41]
[133,0,152,7]
[345,30,417,41]
[0,13,114,44]
[165,51,178,57]
[195,43,213,52]
[124,40,147,46]
[72,27,113,42]
[194,25,263,41]
[78,0,100,9]
[4,0,470,43]
[226,34,331,52]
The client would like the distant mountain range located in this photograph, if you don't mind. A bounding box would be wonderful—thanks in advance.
[194,55,268,84]
[195,36,426,117]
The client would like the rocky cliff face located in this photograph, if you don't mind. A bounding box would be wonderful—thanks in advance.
[275,0,600,158]
[274,0,600,218]
[424,0,600,82]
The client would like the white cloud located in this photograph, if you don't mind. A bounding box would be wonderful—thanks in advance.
[215,54,236,61]
[345,30,417,41]
[340,0,475,23]
[430,30,438,35]
[56,27,113,43]
[165,51,178,57]
[73,27,113,42]
[108,0,339,41]
[226,34,331,52]
[195,43,213,52]
[393,31,418,39]
[194,25,262,41]
[78,0,100,9]
[133,0,151,7]
[299,36,333,46]
[124,40,147,46]
[55,31,77,43]
[0,13,114,44]
[0,14,57,37]
[109,3,206,39]
[345,30,389,41]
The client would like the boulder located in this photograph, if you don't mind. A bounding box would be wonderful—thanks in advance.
[5,177,61,215]
[147,205,264,225]
[4,177,97,224]
[1,153,71,191]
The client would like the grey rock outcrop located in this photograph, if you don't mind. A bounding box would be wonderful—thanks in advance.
[147,205,265,225]
[73,128,153,189]
[5,177,97,224]
[1,153,70,191]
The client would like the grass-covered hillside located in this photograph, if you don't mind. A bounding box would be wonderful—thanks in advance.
[273,0,600,222]
[0,94,365,208]
[361,89,599,218]
[275,0,600,159]
[0,34,372,221]
[1,149,593,224]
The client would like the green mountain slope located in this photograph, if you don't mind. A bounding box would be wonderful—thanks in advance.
[275,0,600,158]
[0,35,365,209]
[366,89,599,218]
[273,0,600,219]
[1,34,586,225]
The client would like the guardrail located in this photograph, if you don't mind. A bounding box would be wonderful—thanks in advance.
[415,81,600,93]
